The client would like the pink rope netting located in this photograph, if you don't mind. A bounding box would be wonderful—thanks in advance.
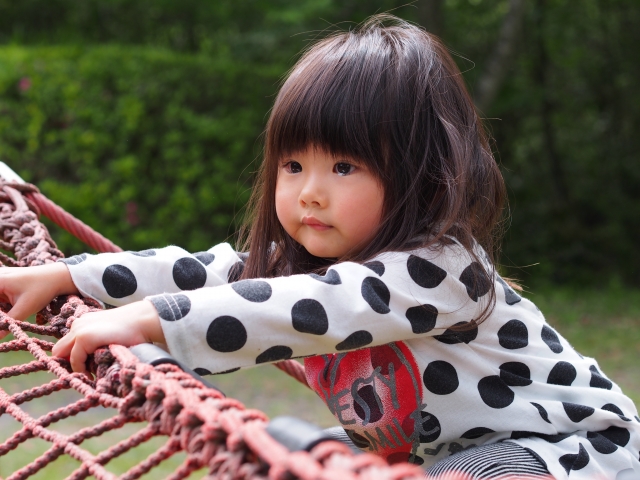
[0,180,428,480]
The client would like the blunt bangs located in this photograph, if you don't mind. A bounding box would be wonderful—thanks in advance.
[266,21,438,178]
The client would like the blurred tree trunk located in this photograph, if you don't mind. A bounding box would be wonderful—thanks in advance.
[533,0,569,206]
[474,0,527,112]
[416,0,444,38]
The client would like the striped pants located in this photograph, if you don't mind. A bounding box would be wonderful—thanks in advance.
[323,428,550,479]
[425,441,550,479]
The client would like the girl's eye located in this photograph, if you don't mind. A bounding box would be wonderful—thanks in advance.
[284,161,302,174]
[334,162,356,176]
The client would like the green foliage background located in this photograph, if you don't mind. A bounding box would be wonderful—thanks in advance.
[0,0,638,286]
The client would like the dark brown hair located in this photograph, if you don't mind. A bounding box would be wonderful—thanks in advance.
[238,15,507,322]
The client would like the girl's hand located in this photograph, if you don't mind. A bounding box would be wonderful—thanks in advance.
[52,300,165,373]
[0,263,79,339]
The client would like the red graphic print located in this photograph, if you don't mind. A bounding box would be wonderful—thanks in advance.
[305,342,428,464]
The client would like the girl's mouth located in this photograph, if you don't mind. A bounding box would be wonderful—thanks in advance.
[302,216,332,231]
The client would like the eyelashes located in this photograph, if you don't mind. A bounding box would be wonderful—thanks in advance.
[333,162,356,176]
[280,161,357,176]
[282,161,302,174]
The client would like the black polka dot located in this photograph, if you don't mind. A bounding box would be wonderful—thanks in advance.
[434,321,478,345]
[335,330,373,351]
[499,362,532,387]
[460,427,495,439]
[635,416,640,423]
[149,294,191,321]
[541,325,563,353]
[417,412,441,443]
[559,444,589,474]
[602,403,631,421]
[60,253,88,265]
[547,361,577,386]
[102,264,137,298]
[213,367,240,375]
[291,299,329,335]
[459,262,492,302]
[193,251,215,265]
[405,304,438,334]
[530,402,551,423]
[407,255,447,288]
[353,385,383,423]
[206,316,247,352]
[563,402,595,422]
[511,431,571,443]
[231,280,272,303]
[364,261,385,276]
[130,249,156,257]
[587,431,618,454]
[309,269,341,285]
[598,425,630,447]
[497,319,528,349]
[344,429,370,449]
[256,345,293,364]
[193,367,212,376]
[477,376,514,409]
[589,365,613,390]
[361,277,391,314]
[543,433,573,443]
[227,261,244,282]
[173,257,207,290]
[423,360,459,395]
[496,276,521,305]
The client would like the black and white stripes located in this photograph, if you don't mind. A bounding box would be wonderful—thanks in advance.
[425,441,550,479]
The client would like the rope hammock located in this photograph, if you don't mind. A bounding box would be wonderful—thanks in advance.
[0,174,427,480]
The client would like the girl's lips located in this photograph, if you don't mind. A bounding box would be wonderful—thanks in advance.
[302,216,332,231]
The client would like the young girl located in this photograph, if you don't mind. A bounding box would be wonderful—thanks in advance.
[1,15,639,479]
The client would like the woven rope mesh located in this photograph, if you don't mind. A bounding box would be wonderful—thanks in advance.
[0,180,426,480]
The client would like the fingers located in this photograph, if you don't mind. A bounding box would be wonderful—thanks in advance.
[52,332,72,359]
[52,332,89,374]
[0,330,9,340]
[70,340,90,374]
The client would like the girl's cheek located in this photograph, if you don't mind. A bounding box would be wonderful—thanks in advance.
[275,187,296,234]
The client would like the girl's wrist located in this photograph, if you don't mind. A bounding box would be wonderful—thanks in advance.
[140,300,166,345]
[46,262,80,297]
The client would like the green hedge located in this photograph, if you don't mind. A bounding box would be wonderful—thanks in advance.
[0,45,280,254]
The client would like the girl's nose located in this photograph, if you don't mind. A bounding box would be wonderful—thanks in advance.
[299,176,327,207]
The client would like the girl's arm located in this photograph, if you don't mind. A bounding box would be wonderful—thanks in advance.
[62,243,246,307]
[147,246,502,374]
[52,244,513,375]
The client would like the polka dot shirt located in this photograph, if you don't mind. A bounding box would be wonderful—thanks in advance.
[62,242,640,478]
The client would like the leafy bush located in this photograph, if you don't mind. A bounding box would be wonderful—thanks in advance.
[0,45,280,253]
[1,0,639,286]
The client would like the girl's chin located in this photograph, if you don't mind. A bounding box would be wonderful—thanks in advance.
[302,242,345,259]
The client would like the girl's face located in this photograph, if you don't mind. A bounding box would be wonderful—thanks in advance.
[275,147,384,258]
